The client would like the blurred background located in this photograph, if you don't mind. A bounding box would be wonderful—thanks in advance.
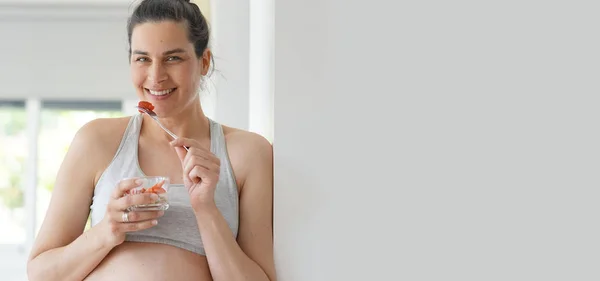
[0,0,274,280]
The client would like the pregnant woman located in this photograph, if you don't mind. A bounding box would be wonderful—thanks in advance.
[26,0,275,280]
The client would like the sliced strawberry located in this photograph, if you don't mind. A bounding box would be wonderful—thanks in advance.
[147,186,166,194]
[137,101,155,113]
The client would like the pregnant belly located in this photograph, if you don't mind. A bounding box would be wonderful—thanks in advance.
[84,242,212,281]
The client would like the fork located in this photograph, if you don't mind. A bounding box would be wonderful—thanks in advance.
[136,106,190,152]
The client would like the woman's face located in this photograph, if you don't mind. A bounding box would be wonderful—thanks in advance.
[130,20,210,116]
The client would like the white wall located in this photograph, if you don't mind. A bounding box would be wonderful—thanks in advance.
[273,1,597,280]
[210,0,250,129]
[248,0,273,142]
[0,4,132,100]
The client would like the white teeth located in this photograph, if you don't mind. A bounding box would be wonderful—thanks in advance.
[148,88,175,96]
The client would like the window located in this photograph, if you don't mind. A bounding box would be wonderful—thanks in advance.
[36,101,124,233]
[0,99,124,281]
[0,101,27,246]
[0,100,28,281]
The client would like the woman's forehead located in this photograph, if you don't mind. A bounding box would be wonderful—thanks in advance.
[131,21,191,50]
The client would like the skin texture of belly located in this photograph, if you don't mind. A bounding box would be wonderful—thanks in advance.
[84,242,212,281]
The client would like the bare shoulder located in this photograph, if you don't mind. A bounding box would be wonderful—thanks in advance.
[221,125,272,155]
[73,116,130,151]
[71,116,132,183]
[221,125,273,190]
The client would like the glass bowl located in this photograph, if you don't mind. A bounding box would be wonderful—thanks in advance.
[125,176,170,211]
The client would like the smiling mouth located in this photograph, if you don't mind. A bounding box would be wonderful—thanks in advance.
[146,88,176,96]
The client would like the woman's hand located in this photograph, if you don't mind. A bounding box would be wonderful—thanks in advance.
[99,178,165,247]
[170,138,221,211]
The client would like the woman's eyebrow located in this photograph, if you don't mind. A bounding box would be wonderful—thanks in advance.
[132,48,187,56]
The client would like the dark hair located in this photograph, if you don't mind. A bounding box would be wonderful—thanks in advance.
[127,0,212,63]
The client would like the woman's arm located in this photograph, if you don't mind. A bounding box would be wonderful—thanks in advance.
[28,226,115,281]
[27,118,162,281]
[27,120,115,281]
[171,132,276,281]
[28,176,161,281]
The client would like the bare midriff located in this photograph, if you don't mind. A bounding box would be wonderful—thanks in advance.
[84,242,212,281]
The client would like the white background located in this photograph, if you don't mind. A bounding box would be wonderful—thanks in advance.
[273,0,598,280]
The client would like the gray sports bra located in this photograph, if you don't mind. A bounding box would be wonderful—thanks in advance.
[90,113,239,255]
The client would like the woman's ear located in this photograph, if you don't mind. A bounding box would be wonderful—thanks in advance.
[200,49,212,76]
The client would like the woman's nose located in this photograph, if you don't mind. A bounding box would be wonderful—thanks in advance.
[147,63,168,83]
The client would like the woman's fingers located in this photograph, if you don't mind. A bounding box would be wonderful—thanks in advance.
[182,156,220,185]
[103,178,165,245]
[189,166,219,186]
[170,137,222,190]
[170,138,205,152]
[121,219,159,232]
[171,138,220,164]
[107,210,164,234]
[183,155,220,175]
[112,193,159,211]
[112,210,164,224]
[187,146,220,164]
[111,178,142,199]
